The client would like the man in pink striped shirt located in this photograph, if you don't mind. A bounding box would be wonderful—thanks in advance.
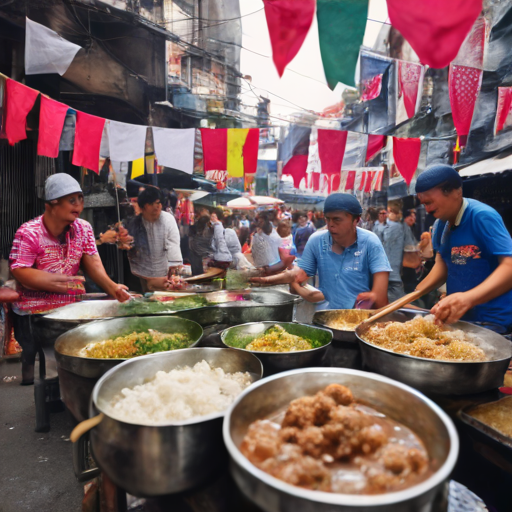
[9,174,130,385]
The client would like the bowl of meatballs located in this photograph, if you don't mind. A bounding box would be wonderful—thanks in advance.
[223,368,458,512]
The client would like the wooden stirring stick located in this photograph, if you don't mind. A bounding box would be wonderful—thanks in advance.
[362,289,427,326]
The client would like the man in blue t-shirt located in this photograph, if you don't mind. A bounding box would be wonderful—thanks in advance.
[251,194,392,310]
[415,164,512,330]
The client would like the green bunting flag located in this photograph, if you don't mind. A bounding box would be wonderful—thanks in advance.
[317,0,369,89]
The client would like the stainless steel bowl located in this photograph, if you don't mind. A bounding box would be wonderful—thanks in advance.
[84,347,263,496]
[355,310,512,396]
[55,316,203,422]
[223,368,459,512]
[219,321,332,375]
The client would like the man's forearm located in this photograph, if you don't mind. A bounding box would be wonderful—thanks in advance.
[11,268,70,293]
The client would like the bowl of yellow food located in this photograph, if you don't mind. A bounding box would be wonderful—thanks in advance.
[219,321,332,375]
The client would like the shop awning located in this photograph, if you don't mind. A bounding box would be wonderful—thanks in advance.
[459,152,512,177]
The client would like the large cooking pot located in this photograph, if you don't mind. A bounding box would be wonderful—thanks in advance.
[355,309,512,395]
[223,367,459,512]
[55,315,203,422]
[219,321,332,375]
[312,309,373,369]
[71,347,263,496]
[42,290,302,334]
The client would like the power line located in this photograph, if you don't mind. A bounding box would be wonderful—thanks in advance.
[158,7,264,25]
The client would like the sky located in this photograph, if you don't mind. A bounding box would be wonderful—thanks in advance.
[239,0,389,120]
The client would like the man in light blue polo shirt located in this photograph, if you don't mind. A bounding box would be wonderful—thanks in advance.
[251,194,392,310]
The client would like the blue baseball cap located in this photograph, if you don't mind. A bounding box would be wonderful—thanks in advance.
[323,193,362,216]
[415,164,462,193]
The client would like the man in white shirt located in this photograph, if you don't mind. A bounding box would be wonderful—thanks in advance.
[126,187,182,291]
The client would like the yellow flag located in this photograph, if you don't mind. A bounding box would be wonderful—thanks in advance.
[227,129,249,178]
[131,157,145,178]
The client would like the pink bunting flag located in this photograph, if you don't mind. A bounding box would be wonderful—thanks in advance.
[361,74,383,101]
[72,111,106,174]
[393,138,421,185]
[5,79,39,145]
[495,87,512,135]
[263,0,316,77]
[374,169,384,192]
[282,154,308,188]
[317,129,348,176]
[366,135,386,162]
[398,61,423,119]
[37,96,68,158]
[448,64,482,144]
[343,170,356,191]
[386,0,482,69]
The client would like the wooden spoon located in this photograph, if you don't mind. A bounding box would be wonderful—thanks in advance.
[362,289,427,326]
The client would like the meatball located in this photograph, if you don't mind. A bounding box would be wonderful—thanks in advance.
[312,393,337,426]
[240,420,280,464]
[282,396,316,428]
[322,383,354,405]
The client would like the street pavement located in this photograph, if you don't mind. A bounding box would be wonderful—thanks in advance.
[0,358,82,512]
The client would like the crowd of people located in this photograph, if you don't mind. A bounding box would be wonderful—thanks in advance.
[5,163,512,387]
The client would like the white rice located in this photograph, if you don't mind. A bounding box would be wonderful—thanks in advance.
[106,360,252,424]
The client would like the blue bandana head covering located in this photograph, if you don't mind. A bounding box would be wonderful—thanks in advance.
[415,164,462,193]
[323,193,362,216]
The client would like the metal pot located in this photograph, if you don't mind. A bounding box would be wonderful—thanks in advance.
[71,347,263,497]
[223,368,459,512]
[312,309,373,369]
[55,315,203,421]
[219,321,332,375]
[42,289,302,332]
[355,309,512,395]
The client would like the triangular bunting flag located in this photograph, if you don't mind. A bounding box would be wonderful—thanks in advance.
[72,111,106,173]
[263,0,315,77]
[37,96,68,158]
[393,138,422,185]
[5,79,39,145]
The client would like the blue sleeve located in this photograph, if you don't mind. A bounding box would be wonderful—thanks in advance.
[298,237,318,276]
[432,220,442,252]
[475,210,512,256]
[367,235,392,273]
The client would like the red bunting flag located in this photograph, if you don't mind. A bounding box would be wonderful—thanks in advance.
[495,87,512,135]
[72,111,106,174]
[448,64,482,144]
[386,0,482,69]
[366,135,386,162]
[398,61,423,119]
[358,170,366,191]
[201,128,259,178]
[282,154,308,188]
[343,170,356,192]
[374,169,384,192]
[317,129,348,176]
[5,79,39,145]
[361,75,383,101]
[393,138,421,185]
[263,0,316,77]
[37,96,68,158]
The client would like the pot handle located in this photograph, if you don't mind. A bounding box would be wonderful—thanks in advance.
[73,430,100,483]
[70,413,104,443]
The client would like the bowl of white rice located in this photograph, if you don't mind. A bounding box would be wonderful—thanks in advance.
[79,347,263,497]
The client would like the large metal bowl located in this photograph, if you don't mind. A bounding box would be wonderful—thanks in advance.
[312,309,373,369]
[55,316,203,422]
[219,321,332,375]
[355,310,512,396]
[83,347,263,496]
[223,368,459,512]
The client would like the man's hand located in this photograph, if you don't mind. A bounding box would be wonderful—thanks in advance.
[355,291,377,309]
[0,287,19,303]
[99,230,118,245]
[430,292,473,325]
[110,284,130,302]
[52,274,86,295]
[167,266,182,279]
